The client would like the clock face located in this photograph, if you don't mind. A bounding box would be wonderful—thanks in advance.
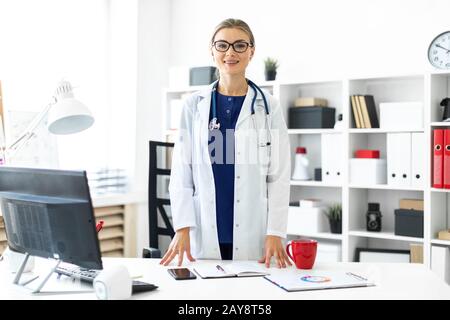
[428,31,450,69]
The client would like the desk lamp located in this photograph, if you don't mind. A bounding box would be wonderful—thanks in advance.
[2,80,94,163]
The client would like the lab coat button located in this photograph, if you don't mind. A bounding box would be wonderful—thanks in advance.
[237,199,240,203]
[235,224,239,227]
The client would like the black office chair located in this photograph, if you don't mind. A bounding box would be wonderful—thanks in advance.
[142,141,175,259]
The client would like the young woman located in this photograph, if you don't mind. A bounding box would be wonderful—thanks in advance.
[160,18,291,268]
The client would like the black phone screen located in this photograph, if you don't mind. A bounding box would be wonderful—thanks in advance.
[168,268,197,280]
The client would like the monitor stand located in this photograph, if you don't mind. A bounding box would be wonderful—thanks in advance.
[13,252,61,294]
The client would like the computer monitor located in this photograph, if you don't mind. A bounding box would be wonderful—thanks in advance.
[0,166,102,270]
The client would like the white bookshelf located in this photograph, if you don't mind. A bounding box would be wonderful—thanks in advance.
[163,72,450,269]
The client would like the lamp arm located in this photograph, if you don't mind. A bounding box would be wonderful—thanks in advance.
[6,102,53,157]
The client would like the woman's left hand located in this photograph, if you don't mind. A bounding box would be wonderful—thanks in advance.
[258,235,292,268]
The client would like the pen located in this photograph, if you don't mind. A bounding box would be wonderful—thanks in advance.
[346,272,368,281]
[216,265,226,273]
[96,220,104,233]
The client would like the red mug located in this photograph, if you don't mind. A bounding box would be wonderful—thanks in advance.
[286,239,318,269]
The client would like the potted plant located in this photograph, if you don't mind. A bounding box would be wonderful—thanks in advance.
[325,203,342,234]
[264,57,279,81]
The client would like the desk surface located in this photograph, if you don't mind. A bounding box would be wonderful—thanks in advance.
[0,258,449,300]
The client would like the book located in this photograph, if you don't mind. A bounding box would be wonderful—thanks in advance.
[355,95,367,128]
[358,95,372,129]
[364,95,380,128]
[350,95,361,128]
[264,270,375,292]
[193,262,270,279]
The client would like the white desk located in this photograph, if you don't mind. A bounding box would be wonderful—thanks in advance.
[0,257,449,300]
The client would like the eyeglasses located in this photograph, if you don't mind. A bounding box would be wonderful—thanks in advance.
[212,40,253,53]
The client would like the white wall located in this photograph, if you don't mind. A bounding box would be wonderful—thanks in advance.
[0,0,109,170]
[134,0,172,255]
[169,0,450,82]
[135,0,450,256]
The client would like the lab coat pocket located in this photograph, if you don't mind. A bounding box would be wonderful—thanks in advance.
[258,143,270,176]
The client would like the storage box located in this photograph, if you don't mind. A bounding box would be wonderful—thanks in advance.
[438,229,450,240]
[288,106,335,129]
[394,209,423,237]
[399,199,424,211]
[379,102,423,130]
[287,206,329,234]
[410,243,423,264]
[350,158,387,185]
[189,66,218,86]
[294,97,328,107]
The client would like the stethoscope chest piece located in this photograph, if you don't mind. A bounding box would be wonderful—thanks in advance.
[209,117,220,131]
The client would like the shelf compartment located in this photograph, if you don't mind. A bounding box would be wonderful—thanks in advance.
[431,73,450,123]
[349,75,424,130]
[430,192,450,243]
[349,188,424,240]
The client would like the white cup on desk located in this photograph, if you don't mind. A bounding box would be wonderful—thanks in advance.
[93,265,132,300]
[2,247,35,273]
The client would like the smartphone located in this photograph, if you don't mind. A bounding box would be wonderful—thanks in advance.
[168,268,197,280]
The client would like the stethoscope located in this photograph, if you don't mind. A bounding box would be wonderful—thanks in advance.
[209,79,271,147]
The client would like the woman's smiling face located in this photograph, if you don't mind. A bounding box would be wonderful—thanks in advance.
[211,27,254,77]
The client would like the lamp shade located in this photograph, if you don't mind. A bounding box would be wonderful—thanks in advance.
[47,97,94,135]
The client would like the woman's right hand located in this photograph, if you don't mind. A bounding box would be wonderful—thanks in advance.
[159,227,196,266]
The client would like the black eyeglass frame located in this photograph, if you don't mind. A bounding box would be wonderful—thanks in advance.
[212,40,254,53]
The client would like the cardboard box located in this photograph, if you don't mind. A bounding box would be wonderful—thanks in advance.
[399,199,424,211]
[294,97,328,107]
[438,229,450,240]
[410,244,423,264]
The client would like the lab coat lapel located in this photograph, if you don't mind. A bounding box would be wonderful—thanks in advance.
[236,87,264,129]
[197,82,215,125]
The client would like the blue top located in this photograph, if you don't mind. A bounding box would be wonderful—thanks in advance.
[208,92,246,244]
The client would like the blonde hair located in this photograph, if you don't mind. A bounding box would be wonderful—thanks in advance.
[211,18,255,46]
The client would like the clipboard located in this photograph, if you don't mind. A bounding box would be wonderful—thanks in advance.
[264,270,375,292]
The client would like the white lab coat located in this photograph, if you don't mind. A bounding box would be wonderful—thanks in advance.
[168,81,290,260]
